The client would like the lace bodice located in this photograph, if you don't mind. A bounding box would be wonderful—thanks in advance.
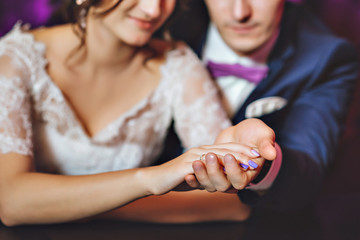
[0,24,231,175]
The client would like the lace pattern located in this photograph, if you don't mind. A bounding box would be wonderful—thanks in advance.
[0,74,33,156]
[167,46,231,148]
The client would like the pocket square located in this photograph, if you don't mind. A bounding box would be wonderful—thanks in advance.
[245,96,288,119]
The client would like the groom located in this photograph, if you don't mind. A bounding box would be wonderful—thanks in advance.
[180,0,358,212]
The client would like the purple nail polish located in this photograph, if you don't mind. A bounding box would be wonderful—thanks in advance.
[240,163,249,170]
[251,149,260,157]
[248,160,258,169]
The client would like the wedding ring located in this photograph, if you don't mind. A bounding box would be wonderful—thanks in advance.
[200,154,206,161]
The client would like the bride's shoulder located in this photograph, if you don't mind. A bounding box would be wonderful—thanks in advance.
[30,24,75,49]
[149,39,194,56]
[30,24,79,63]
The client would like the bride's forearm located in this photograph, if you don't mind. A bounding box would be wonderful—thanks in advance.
[0,149,197,226]
[0,168,150,226]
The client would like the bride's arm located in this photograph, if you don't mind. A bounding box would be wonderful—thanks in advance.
[0,152,152,226]
[0,152,188,226]
[0,144,249,226]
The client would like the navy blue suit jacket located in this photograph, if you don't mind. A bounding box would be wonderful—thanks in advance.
[231,3,358,211]
[157,2,358,212]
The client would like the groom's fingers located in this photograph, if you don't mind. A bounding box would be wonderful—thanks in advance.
[259,123,276,160]
[223,154,249,190]
[192,160,217,192]
[184,174,200,188]
[259,140,277,161]
[204,153,232,192]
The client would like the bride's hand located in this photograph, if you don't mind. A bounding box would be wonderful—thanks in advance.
[140,143,259,196]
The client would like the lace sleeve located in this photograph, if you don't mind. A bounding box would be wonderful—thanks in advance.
[0,52,33,156]
[171,45,231,149]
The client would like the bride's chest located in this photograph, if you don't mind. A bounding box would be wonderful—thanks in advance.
[30,71,174,144]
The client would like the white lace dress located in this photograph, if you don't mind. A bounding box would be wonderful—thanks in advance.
[0,24,231,175]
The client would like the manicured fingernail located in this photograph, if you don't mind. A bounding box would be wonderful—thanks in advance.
[248,160,258,169]
[251,149,260,157]
[240,163,249,170]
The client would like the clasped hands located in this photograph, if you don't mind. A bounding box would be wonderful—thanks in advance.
[185,118,277,193]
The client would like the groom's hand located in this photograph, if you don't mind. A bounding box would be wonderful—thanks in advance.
[216,118,276,161]
[185,119,276,192]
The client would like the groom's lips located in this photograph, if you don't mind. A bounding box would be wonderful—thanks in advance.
[228,23,258,35]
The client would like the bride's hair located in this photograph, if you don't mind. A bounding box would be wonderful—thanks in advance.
[62,0,188,49]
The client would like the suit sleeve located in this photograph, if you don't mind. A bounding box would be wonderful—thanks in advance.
[239,40,359,212]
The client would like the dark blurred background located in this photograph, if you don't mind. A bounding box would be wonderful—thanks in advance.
[0,0,359,239]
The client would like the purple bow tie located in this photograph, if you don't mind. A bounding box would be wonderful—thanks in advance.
[206,60,268,85]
